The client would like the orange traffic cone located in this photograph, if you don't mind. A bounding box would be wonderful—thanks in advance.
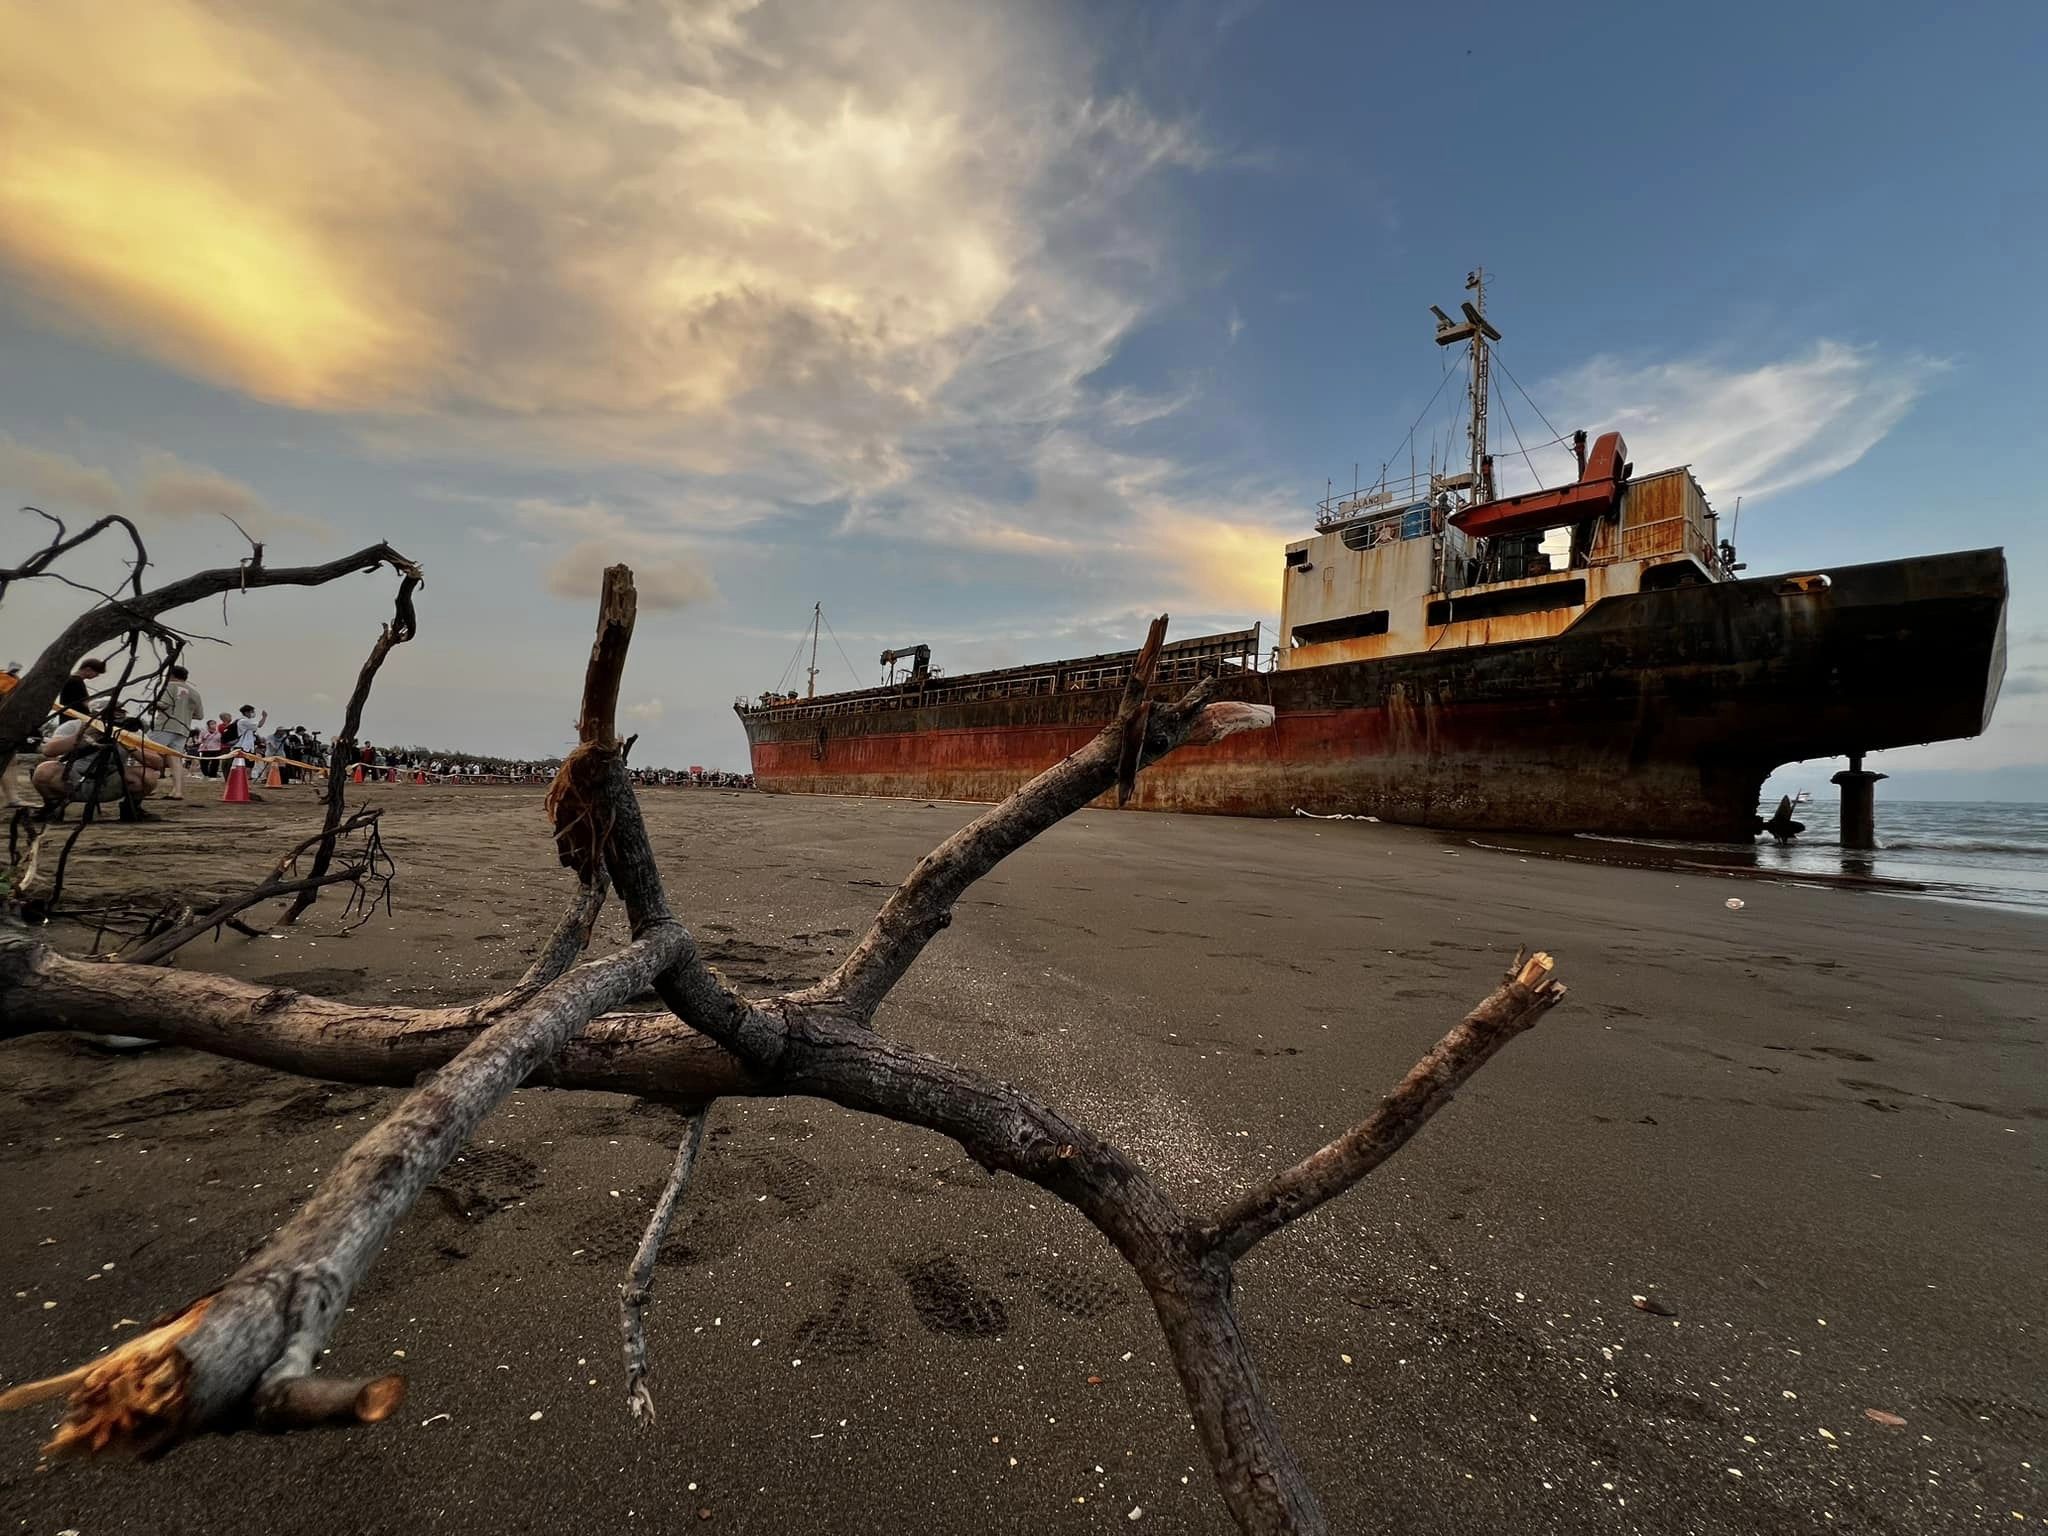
[351,764,364,784]
[221,758,251,804]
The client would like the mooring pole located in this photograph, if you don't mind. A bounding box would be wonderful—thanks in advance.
[1831,751,1886,851]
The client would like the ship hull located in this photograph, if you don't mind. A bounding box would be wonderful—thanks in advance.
[739,549,2007,839]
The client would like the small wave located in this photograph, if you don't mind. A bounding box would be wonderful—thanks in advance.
[1878,838,2048,856]
[1577,832,1747,854]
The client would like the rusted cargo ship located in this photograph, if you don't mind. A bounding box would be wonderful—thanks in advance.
[738,275,2007,838]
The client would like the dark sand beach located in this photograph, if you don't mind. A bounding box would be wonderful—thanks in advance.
[3,787,2043,1533]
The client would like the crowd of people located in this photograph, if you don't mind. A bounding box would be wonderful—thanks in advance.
[3,655,752,815]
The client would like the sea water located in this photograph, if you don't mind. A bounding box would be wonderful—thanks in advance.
[1578,800,2048,913]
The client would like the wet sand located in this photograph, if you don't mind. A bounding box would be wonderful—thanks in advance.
[3,786,2044,1533]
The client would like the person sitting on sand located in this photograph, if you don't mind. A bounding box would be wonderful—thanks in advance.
[32,715,166,819]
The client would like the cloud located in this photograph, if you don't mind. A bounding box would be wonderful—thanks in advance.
[624,697,666,722]
[136,452,319,539]
[0,2,1200,474]
[543,538,714,613]
[2004,668,2048,697]
[838,427,1299,620]
[1543,341,1939,503]
[0,0,1273,650]
[0,433,123,518]
[0,432,312,542]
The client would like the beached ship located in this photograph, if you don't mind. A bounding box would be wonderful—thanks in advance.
[737,273,2007,839]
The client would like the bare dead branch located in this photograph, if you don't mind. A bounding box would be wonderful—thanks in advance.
[0,930,752,1102]
[123,809,387,965]
[620,1110,708,1423]
[1201,950,1569,1262]
[283,571,423,925]
[2,927,686,1456]
[0,540,417,785]
[0,508,148,604]
[511,875,611,993]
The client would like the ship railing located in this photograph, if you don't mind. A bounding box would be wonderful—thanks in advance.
[1590,516,1683,563]
[735,647,1265,720]
[1589,516,1733,578]
[1315,468,1447,531]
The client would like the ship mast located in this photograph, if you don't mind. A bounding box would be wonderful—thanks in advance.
[806,602,821,699]
[1465,268,1491,500]
[1431,267,1503,507]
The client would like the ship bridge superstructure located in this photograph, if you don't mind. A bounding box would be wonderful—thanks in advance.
[1280,274,1737,670]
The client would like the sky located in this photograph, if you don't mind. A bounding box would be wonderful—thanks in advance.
[0,0,2042,788]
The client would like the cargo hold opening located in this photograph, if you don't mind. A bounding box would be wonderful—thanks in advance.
[1289,610,1390,646]
[1427,578,1585,628]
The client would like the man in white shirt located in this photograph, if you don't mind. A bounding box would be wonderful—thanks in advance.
[231,704,268,785]
[148,664,203,800]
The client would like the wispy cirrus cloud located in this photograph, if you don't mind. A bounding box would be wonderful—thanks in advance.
[0,1,1203,482]
[0,0,1242,616]
[1543,341,1941,503]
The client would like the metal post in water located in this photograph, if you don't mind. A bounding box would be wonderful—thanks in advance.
[1831,751,1887,850]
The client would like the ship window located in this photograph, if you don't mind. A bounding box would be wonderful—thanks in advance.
[1285,547,1311,569]
[1426,578,1586,627]
[1289,610,1390,646]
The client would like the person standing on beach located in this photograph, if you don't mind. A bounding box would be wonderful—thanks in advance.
[57,656,106,719]
[196,714,225,777]
[231,704,267,783]
[147,664,202,800]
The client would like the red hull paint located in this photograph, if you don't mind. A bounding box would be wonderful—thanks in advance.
[747,700,1726,828]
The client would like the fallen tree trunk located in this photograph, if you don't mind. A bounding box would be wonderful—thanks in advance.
[0,567,1569,1536]
[0,916,754,1104]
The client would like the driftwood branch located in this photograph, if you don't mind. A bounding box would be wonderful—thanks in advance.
[0,933,750,1101]
[283,572,422,925]
[0,577,1567,1536]
[123,809,388,965]
[619,1110,709,1423]
[1202,950,1568,1261]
